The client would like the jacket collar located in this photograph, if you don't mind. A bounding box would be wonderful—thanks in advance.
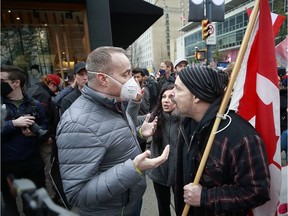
[81,85,122,113]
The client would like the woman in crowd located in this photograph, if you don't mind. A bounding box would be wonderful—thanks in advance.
[127,84,180,215]
[146,84,180,216]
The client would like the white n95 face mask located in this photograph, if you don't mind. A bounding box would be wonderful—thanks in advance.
[120,76,141,101]
[88,71,141,101]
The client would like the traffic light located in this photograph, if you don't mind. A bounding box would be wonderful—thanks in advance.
[202,19,210,40]
[195,50,206,61]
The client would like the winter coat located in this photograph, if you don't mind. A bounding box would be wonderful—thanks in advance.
[27,82,59,139]
[147,112,179,186]
[1,93,48,161]
[174,98,270,216]
[127,100,180,186]
[56,85,146,216]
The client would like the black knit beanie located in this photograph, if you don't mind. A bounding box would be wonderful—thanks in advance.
[179,66,229,103]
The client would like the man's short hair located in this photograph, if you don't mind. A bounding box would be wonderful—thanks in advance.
[1,65,26,88]
[132,67,145,77]
[142,68,150,76]
[86,46,126,76]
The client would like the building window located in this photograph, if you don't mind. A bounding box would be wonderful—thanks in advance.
[1,9,86,85]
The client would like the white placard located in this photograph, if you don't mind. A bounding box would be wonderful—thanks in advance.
[206,22,217,45]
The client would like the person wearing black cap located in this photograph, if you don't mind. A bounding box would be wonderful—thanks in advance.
[60,62,88,114]
[53,62,87,112]
[53,69,75,108]
[172,66,270,216]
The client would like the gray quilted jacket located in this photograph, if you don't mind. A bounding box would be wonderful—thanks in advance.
[56,85,146,216]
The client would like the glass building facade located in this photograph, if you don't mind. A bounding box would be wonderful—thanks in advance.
[183,0,287,63]
[1,0,163,87]
[1,9,86,86]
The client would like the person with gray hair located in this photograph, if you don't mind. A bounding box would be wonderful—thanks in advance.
[56,46,170,216]
[172,66,270,215]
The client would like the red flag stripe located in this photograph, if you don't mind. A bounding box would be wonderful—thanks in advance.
[230,0,284,215]
[246,8,286,37]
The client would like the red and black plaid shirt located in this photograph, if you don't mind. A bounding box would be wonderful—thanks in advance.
[175,102,270,216]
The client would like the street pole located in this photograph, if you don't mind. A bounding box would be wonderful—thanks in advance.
[206,0,213,66]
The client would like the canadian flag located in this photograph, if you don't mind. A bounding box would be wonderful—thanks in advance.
[229,0,285,215]
[246,8,286,38]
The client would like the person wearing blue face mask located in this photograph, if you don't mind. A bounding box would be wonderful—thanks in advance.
[157,60,175,90]
[56,46,170,216]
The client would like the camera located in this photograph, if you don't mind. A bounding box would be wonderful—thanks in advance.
[15,112,50,141]
[24,103,50,141]
[7,177,79,216]
[29,123,50,141]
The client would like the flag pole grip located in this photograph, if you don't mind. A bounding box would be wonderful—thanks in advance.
[181,0,260,215]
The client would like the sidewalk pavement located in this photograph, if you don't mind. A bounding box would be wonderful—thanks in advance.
[10,174,176,216]
[141,176,176,216]
[8,150,287,216]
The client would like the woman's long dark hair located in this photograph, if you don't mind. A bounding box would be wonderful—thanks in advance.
[149,84,175,147]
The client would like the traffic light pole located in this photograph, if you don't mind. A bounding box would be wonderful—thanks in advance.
[206,0,212,66]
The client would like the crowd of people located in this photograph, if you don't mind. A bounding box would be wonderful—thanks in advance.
[1,46,287,216]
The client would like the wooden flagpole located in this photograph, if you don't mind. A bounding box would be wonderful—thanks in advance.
[181,0,260,215]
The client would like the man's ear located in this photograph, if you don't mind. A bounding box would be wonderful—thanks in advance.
[193,95,200,103]
[97,73,108,86]
[12,80,21,87]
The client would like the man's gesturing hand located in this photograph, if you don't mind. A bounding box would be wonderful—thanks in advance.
[133,145,170,172]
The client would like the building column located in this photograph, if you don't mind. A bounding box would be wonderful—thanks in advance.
[85,0,113,50]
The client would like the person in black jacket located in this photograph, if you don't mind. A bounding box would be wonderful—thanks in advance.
[147,84,180,216]
[1,65,48,216]
[172,66,270,216]
[26,73,61,201]
[60,62,88,115]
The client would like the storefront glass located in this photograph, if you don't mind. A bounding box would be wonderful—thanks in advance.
[1,9,86,87]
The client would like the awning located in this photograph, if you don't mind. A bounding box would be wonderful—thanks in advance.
[2,0,163,49]
[109,0,163,48]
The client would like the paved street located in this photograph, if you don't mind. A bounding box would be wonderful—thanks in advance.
[7,150,287,215]
[8,174,176,216]
[141,177,176,216]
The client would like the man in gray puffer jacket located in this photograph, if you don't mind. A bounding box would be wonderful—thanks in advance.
[56,46,170,216]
